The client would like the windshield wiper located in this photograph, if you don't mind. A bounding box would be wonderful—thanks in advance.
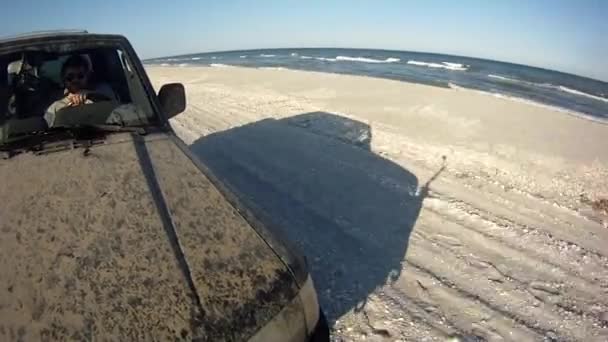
[1,124,147,158]
[50,124,147,134]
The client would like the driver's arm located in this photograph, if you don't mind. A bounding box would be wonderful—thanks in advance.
[44,97,69,127]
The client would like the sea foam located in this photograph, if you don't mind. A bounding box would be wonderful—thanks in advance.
[315,57,337,62]
[489,74,608,103]
[259,67,287,71]
[488,74,517,82]
[335,56,401,63]
[300,55,400,63]
[558,86,608,103]
[407,60,468,71]
[449,83,608,124]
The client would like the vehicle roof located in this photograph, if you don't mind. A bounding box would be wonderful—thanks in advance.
[0,30,88,42]
[0,31,130,55]
[1,30,128,46]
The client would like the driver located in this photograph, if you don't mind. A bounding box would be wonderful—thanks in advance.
[44,54,116,127]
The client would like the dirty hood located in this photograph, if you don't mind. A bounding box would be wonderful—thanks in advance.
[0,133,298,341]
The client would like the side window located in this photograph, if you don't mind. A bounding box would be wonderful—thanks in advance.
[39,54,91,86]
[119,50,133,73]
[39,56,66,85]
[2,59,12,120]
[117,49,154,117]
[5,60,19,117]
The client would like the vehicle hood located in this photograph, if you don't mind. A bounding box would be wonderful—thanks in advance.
[0,133,299,341]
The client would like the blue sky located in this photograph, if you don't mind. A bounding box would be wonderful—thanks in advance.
[2,0,607,81]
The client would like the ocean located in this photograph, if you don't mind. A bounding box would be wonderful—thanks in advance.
[145,48,608,122]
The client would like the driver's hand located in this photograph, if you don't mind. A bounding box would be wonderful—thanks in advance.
[67,93,87,107]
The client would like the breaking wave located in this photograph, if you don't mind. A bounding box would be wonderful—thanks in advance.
[488,74,553,88]
[191,57,201,60]
[335,56,401,63]
[442,62,466,68]
[558,86,608,103]
[260,54,276,57]
[488,74,518,82]
[315,57,337,62]
[407,60,468,71]
[210,63,230,67]
[298,55,401,63]
[239,55,247,58]
[449,83,607,124]
[259,67,287,71]
[488,74,608,103]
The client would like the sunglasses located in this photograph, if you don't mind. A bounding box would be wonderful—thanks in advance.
[64,72,86,82]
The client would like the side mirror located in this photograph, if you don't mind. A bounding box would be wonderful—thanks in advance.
[158,83,186,119]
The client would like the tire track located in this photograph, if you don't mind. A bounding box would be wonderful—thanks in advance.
[423,195,608,288]
[416,205,608,313]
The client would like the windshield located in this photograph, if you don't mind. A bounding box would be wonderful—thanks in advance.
[0,43,155,144]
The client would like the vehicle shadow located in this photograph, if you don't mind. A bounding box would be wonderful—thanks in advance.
[189,112,434,323]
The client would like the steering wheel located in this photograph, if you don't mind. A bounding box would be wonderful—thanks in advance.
[84,92,112,103]
[54,101,121,127]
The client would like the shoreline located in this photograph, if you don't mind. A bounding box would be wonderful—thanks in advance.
[447,82,608,126]
[146,64,608,125]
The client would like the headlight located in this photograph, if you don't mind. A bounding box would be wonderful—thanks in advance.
[248,275,322,342]
[299,275,320,335]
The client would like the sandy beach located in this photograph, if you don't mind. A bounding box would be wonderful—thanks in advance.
[148,65,608,341]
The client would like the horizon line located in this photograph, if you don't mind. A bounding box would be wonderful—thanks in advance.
[143,46,607,84]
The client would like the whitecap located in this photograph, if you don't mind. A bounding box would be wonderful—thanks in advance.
[300,56,313,59]
[488,74,516,82]
[290,52,298,56]
[315,57,337,62]
[178,63,189,67]
[260,54,276,57]
[335,56,400,63]
[239,55,247,58]
[259,67,287,71]
[160,63,170,67]
[191,57,201,60]
[407,60,468,71]
[442,62,465,68]
[557,86,608,103]
[489,74,608,103]
[210,63,230,67]
[488,74,555,89]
